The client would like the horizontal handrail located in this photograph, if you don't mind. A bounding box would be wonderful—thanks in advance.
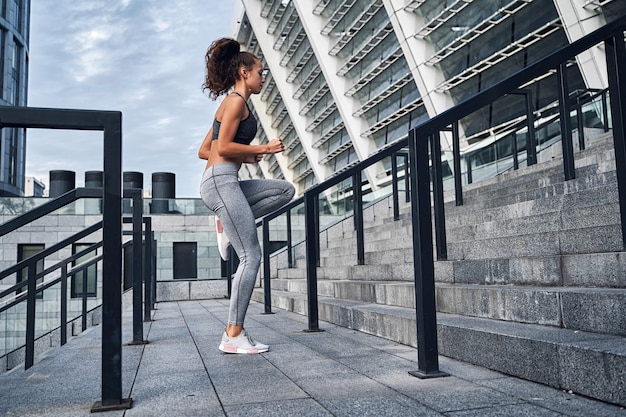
[0,221,103,282]
[0,240,104,302]
[0,250,102,313]
[254,15,626,381]
[0,188,102,236]
[0,106,121,130]
[0,105,127,409]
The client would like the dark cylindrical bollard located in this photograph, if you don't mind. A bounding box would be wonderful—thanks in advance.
[123,172,143,214]
[151,172,175,214]
[85,171,103,214]
[49,170,75,198]
[85,170,103,188]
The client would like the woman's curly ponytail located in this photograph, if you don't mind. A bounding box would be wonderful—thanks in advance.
[203,38,258,100]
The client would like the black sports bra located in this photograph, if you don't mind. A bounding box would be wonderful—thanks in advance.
[212,92,257,145]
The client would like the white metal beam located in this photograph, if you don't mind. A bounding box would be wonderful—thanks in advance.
[552,0,609,89]
[241,0,332,188]
[384,0,459,150]
[293,1,385,190]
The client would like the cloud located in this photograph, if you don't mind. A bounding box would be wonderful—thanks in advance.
[27,0,234,197]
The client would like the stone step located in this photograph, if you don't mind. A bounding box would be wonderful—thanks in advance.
[262,277,626,336]
[435,283,626,336]
[436,252,626,287]
[278,239,626,288]
[319,225,624,274]
[446,200,621,242]
[456,173,617,214]
[321,181,621,261]
[352,188,621,258]
[458,131,614,201]
[458,177,618,222]
[251,288,626,407]
[460,163,607,208]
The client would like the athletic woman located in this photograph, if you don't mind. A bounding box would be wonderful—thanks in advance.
[199,38,295,354]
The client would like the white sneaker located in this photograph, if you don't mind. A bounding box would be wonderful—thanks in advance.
[219,330,269,354]
[246,332,269,351]
[215,217,231,261]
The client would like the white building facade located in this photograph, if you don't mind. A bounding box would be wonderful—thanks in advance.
[232,0,626,199]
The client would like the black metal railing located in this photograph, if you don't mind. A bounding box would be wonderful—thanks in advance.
[408,16,626,376]
[0,219,104,366]
[0,107,136,410]
[122,188,153,345]
[462,87,609,189]
[0,186,154,406]
[256,16,626,379]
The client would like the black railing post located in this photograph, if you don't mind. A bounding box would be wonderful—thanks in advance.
[227,254,234,298]
[0,107,129,410]
[452,121,463,206]
[602,90,609,132]
[392,152,400,220]
[353,171,365,265]
[95,111,131,410]
[81,268,88,332]
[408,129,448,379]
[577,101,586,150]
[60,264,68,346]
[25,261,37,369]
[304,191,321,332]
[262,218,273,314]
[430,133,447,260]
[314,194,320,267]
[151,231,157,309]
[606,33,626,248]
[512,132,519,170]
[515,88,538,166]
[404,152,410,203]
[557,63,576,181]
[143,217,153,321]
[126,189,146,345]
[286,209,293,268]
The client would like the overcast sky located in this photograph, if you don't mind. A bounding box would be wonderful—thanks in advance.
[27,0,237,198]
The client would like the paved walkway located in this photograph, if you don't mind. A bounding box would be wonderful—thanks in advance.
[1,299,625,416]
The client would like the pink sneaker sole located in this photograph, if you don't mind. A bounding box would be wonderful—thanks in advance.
[219,343,261,354]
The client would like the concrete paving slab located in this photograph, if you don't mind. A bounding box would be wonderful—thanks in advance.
[1,299,625,416]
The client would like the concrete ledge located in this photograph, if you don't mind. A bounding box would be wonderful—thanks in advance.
[438,313,626,407]
[156,279,227,302]
[253,288,626,407]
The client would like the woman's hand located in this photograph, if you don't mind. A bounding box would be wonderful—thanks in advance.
[243,154,263,164]
[265,138,285,154]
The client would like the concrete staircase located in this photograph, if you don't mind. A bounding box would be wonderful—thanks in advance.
[252,129,626,407]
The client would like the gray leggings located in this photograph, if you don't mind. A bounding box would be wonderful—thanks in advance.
[200,162,295,326]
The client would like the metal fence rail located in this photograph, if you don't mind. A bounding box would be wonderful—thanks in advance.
[256,16,626,379]
[0,107,131,410]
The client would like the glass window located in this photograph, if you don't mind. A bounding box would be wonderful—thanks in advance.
[9,0,21,31]
[16,243,44,298]
[0,29,4,91]
[71,243,97,298]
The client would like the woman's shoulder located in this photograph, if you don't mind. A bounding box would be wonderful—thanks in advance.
[216,94,246,120]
